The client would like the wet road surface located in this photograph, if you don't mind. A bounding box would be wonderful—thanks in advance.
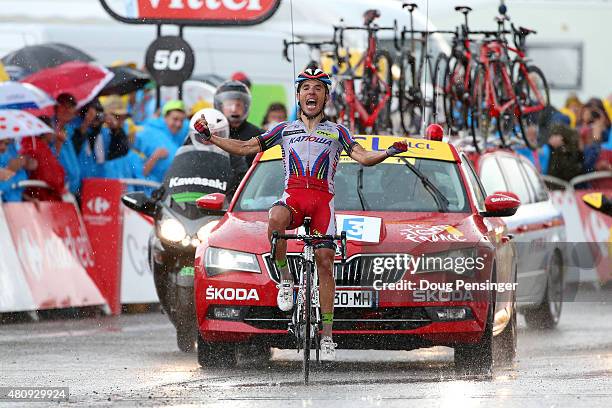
[1,287,611,407]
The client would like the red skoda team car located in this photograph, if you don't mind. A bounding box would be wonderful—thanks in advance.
[194,135,520,372]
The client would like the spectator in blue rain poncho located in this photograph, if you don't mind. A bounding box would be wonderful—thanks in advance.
[0,139,32,202]
[133,100,187,183]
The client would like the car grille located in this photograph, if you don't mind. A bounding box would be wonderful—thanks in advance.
[243,306,432,331]
[263,253,407,287]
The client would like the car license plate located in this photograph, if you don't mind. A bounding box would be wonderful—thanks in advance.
[334,290,374,308]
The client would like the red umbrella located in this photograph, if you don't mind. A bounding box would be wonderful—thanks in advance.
[20,61,114,108]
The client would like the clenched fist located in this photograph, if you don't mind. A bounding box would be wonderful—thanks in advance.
[193,114,211,142]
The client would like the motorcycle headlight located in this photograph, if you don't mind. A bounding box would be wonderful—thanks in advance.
[159,218,187,242]
[413,248,481,277]
[197,220,219,241]
[205,247,261,276]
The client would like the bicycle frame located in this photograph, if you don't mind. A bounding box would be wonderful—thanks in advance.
[478,40,519,119]
[270,224,347,385]
[335,25,392,132]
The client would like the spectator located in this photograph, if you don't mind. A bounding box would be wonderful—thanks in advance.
[128,81,157,125]
[133,100,186,183]
[262,102,288,130]
[19,129,66,202]
[140,99,189,147]
[0,139,32,202]
[231,71,252,90]
[560,93,582,128]
[49,93,81,194]
[546,123,583,182]
[586,98,612,148]
[580,126,601,174]
[102,95,131,160]
[102,96,145,187]
[71,99,110,179]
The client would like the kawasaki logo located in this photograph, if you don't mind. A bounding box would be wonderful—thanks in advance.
[169,177,227,191]
[87,197,110,214]
[205,286,259,301]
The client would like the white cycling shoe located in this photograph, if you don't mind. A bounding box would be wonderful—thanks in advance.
[320,336,337,361]
[276,280,294,311]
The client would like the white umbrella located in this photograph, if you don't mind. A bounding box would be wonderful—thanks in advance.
[0,109,53,140]
[0,81,55,110]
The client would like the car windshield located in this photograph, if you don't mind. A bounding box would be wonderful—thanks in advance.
[235,159,470,212]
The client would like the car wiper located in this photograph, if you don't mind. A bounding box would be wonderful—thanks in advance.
[400,157,449,212]
[356,166,370,211]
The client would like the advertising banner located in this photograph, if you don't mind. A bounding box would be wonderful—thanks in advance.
[120,209,158,304]
[0,205,36,313]
[81,178,125,315]
[3,203,106,310]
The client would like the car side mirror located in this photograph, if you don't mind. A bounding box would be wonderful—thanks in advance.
[196,193,226,214]
[121,192,156,217]
[481,191,521,217]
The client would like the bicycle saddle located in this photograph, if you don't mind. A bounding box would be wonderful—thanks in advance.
[494,15,509,23]
[363,9,380,26]
[518,26,537,36]
[454,6,472,14]
[402,2,418,12]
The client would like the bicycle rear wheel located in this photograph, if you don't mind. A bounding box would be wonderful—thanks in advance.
[444,55,470,132]
[431,53,449,126]
[514,65,549,150]
[398,50,421,135]
[469,64,493,152]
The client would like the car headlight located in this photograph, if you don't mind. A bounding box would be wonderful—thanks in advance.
[412,248,481,276]
[197,220,219,241]
[159,218,187,242]
[205,247,261,276]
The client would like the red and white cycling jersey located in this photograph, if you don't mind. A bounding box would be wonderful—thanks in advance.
[256,119,357,194]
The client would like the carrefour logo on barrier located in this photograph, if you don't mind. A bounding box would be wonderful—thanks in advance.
[336,215,381,243]
[87,197,111,214]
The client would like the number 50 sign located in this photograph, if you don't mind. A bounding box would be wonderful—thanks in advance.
[145,36,195,86]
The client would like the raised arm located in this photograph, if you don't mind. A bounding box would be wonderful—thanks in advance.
[349,144,390,166]
[209,135,261,157]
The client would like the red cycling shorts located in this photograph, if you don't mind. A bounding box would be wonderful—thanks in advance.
[271,188,336,248]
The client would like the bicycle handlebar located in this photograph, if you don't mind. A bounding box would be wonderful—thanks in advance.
[270,230,348,264]
[282,39,338,63]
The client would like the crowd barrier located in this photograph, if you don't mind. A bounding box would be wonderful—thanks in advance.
[546,171,612,285]
[81,178,159,315]
[0,195,106,313]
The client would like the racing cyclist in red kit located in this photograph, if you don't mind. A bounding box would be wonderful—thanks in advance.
[194,67,407,360]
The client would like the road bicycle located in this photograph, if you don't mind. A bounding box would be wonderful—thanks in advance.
[332,9,395,134]
[271,218,347,385]
[395,3,454,135]
[470,12,549,151]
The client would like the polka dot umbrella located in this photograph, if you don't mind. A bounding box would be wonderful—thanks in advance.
[0,109,54,140]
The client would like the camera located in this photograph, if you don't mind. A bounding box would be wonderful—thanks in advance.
[95,111,105,122]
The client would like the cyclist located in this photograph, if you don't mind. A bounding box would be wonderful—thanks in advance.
[193,67,408,360]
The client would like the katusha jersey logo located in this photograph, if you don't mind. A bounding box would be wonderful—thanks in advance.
[87,197,111,214]
[288,135,333,146]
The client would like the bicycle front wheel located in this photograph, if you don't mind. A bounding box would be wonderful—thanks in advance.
[398,50,421,135]
[303,260,312,385]
[514,64,550,112]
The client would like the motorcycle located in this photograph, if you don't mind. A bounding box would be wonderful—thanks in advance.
[122,109,234,352]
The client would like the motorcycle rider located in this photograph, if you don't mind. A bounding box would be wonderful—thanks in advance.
[214,81,263,182]
[193,67,408,360]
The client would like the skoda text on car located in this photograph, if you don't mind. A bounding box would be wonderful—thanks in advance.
[194,134,520,371]
[468,149,566,329]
